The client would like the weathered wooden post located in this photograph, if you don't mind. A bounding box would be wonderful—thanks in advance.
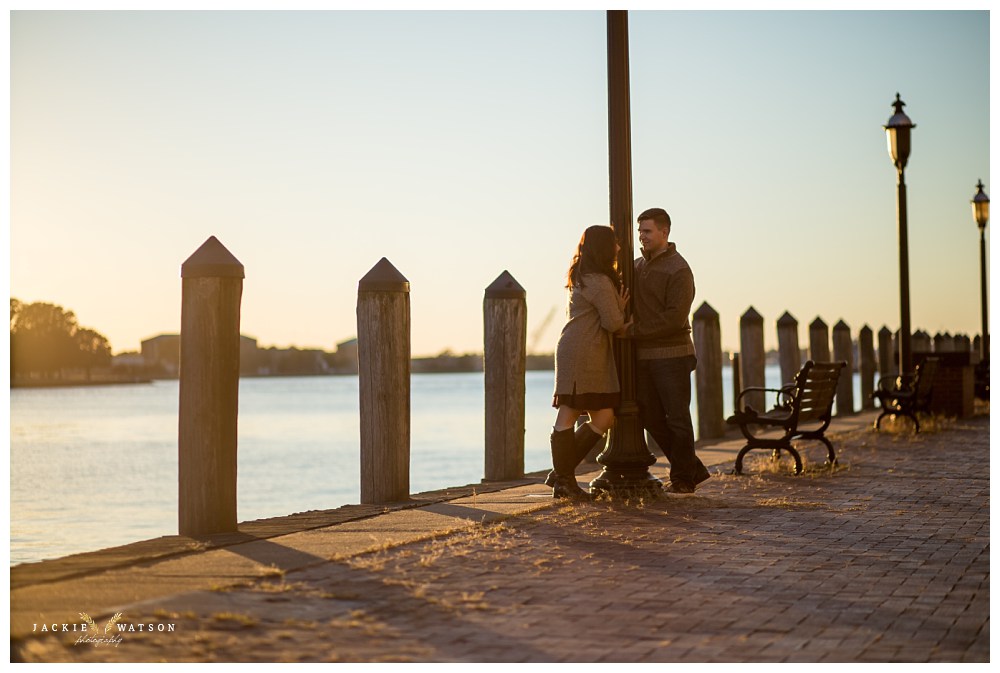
[878,326,894,376]
[692,302,724,439]
[832,320,854,415]
[933,332,945,353]
[777,311,801,385]
[739,306,765,412]
[913,330,932,354]
[731,352,741,415]
[358,258,410,504]
[178,236,244,536]
[809,316,831,362]
[483,271,527,481]
[859,324,876,409]
[973,335,982,364]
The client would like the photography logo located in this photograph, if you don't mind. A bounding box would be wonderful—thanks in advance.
[32,611,177,648]
[77,612,125,647]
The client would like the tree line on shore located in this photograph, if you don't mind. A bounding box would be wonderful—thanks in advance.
[10,299,112,381]
[9,298,558,385]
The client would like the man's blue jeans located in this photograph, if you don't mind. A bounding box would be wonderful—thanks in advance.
[636,354,709,486]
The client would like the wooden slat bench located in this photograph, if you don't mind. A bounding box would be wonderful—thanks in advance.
[726,360,846,475]
[872,356,939,433]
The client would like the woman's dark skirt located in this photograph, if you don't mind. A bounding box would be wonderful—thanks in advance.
[552,391,620,411]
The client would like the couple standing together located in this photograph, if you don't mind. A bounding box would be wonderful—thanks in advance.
[548,207,710,499]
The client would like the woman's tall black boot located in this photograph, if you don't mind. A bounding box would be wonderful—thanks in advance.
[545,423,606,488]
[550,427,591,500]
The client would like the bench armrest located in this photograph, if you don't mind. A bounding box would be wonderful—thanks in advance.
[736,385,794,413]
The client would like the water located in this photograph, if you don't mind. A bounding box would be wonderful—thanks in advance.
[10,367,868,566]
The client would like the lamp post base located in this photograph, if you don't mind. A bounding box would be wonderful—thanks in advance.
[589,468,663,498]
[588,406,663,498]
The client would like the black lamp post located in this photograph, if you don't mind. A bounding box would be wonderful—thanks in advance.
[972,180,990,360]
[589,10,661,497]
[883,93,916,375]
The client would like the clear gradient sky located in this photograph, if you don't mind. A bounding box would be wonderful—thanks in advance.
[8,8,991,356]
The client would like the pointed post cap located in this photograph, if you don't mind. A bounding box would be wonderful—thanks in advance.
[777,311,798,327]
[879,325,893,336]
[833,319,850,331]
[485,270,526,299]
[740,306,763,324]
[359,257,409,293]
[859,324,873,335]
[693,301,718,321]
[810,316,828,330]
[181,236,245,279]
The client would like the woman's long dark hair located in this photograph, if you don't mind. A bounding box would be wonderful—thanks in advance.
[566,225,621,290]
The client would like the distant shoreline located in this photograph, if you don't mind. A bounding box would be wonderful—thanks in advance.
[10,378,153,390]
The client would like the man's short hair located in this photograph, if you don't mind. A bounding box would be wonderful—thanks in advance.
[637,208,671,230]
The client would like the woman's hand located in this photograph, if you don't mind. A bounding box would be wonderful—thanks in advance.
[618,285,630,307]
[614,319,633,338]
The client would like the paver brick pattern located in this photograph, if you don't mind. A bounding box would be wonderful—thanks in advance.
[15,416,989,663]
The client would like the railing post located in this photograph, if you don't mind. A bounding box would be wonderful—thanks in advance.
[731,352,741,415]
[832,319,854,415]
[739,306,765,412]
[878,325,894,376]
[358,258,410,504]
[914,330,932,355]
[483,271,526,481]
[859,324,876,410]
[692,302,724,439]
[178,236,244,536]
[777,311,801,385]
[809,316,831,362]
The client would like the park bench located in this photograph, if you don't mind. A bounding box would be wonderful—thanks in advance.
[726,360,846,475]
[871,356,939,433]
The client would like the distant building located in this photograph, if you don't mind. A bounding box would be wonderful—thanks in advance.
[141,333,260,378]
[331,338,359,375]
[111,351,145,369]
[141,334,181,376]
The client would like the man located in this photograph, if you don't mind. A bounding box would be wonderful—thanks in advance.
[629,207,710,493]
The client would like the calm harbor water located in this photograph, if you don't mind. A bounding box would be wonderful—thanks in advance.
[10,367,865,566]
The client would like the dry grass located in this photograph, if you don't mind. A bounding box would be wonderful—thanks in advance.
[260,564,285,578]
[878,412,956,435]
[753,496,829,510]
[210,612,258,629]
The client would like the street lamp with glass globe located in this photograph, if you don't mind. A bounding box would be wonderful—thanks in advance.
[972,180,990,360]
[883,93,916,375]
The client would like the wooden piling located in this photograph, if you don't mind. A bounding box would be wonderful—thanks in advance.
[178,236,244,536]
[777,311,801,385]
[878,326,894,376]
[358,258,410,504]
[731,352,742,414]
[913,330,932,354]
[809,316,831,362]
[692,302,724,439]
[859,324,876,409]
[739,306,765,412]
[483,271,527,481]
[832,319,854,415]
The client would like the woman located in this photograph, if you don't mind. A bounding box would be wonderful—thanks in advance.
[549,225,629,500]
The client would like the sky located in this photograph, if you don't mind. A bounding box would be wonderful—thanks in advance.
[8,6,992,357]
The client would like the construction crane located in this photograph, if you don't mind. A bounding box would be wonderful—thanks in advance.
[529,306,557,354]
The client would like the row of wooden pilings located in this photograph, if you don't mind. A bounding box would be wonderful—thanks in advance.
[176,239,533,536]
[176,239,978,536]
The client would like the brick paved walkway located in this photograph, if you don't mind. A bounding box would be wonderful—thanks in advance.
[12,413,989,662]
